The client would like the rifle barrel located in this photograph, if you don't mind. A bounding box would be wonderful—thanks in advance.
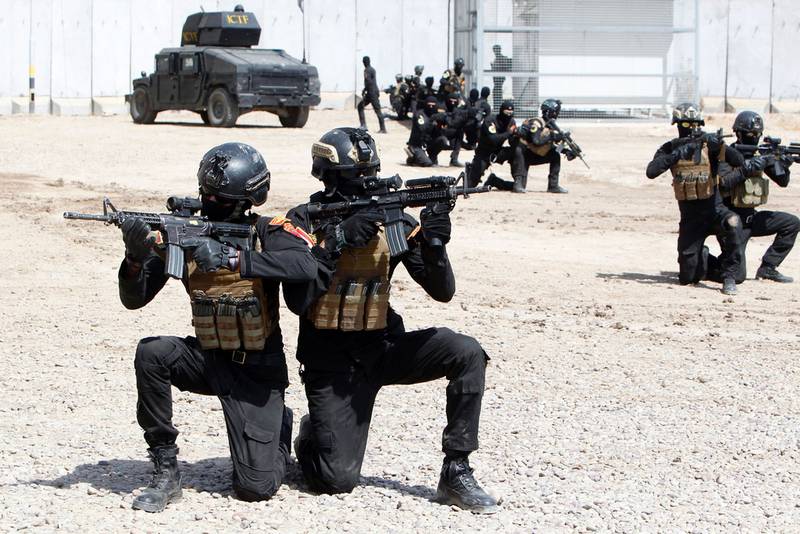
[63,212,113,222]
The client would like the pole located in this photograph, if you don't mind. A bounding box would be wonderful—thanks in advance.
[302,2,306,63]
[723,0,730,112]
[28,0,34,113]
[768,0,775,113]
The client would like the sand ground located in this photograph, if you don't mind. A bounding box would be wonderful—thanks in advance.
[0,108,798,532]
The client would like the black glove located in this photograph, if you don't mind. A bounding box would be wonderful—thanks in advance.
[703,132,722,153]
[550,131,564,143]
[333,209,384,250]
[420,203,452,246]
[744,156,767,174]
[121,217,155,261]
[191,238,238,272]
[674,143,695,161]
[563,148,577,161]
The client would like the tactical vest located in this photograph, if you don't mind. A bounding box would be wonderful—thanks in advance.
[732,172,770,208]
[521,118,553,156]
[442,70,465,94]
[188,259,275,352]
[669,145,725,201]
[307,230,391,331]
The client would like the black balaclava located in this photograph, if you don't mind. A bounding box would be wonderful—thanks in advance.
[480,86,491,100]
[497,100,514,128]
[445,93,459,112]
[425,76,434,89]
[423,96,438,117]
[677,122,702,139]
[363,56,370,68]
[201,195,250,223]
[469,88,479,104]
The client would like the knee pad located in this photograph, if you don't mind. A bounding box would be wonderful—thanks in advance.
[724,214,741,231]
[134,337,175,370]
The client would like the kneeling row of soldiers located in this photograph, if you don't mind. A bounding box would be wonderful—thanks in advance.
[647,103,799,295]
[406,97,575,194]
[114,130,499,515]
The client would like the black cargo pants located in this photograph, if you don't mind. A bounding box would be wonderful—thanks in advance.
[357,92,386,131]
[134,335,289,501]
[676,205,742,284]
[294,327,488,494]
[524,148,562,189]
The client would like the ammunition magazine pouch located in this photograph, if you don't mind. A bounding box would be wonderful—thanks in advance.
[188,262,274,351]
[732,175,769,208]
[307,232,391,331]
[670,145,721,201]
[522,118,554,156]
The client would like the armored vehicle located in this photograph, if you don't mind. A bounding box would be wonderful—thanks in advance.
[126,7,320,127]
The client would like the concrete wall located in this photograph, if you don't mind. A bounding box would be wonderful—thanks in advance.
[0,0,452,112]
[3,0,799,113]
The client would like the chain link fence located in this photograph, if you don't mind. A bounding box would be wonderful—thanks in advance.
[455,0,699,119]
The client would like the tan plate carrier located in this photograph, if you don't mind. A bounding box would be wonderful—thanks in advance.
[670,145,725,201]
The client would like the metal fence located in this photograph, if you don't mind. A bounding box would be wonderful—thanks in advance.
[454,0,699,119]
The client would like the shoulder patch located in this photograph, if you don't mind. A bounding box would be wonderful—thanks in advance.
[417,116,425,125]
[269,215,290,226]
[280,221,316,248]
[488,123,497,134]
[407,224,422,241]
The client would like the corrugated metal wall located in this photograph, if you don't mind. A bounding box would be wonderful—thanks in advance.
[0,0,452,100]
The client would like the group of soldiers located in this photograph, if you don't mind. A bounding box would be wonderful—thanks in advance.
[359,56,578,194]
[117,132,498,515]
[647,103,799,295]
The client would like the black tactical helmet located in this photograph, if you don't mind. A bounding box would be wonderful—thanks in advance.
[311,128,380,190]
[425,76,434,88]
[395,73,402,83]
[454,58,465,69]
[732,110,764,141]
[234,4,245,12]
[404,75,413,84]
[197,142,270,206]
[541,98,562,121]
[480,86,491,99]
[414,65,424,76]
[671,102,704,126]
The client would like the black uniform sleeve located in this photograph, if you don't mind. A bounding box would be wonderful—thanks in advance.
[239,216,319,283]
[646,142,679,179]
[765,159,791,187]
[279,206,337,316]
[717,161,746,191]
[481,118,514,151]
[118,254,169,310]
[396,214,455,303]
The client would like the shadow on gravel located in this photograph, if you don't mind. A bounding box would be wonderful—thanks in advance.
[152,121,282,129]
[596,271,679,285]
[359,475,436,500]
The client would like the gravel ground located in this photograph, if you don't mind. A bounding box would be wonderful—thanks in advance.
[0,109,798,533]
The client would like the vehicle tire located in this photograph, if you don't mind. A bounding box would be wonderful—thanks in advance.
[206,87,239,127]
[130,86,157,124]
[199,110,210,125]
[279,106,310,128]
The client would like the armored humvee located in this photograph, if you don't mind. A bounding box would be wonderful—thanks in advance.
[126,7,320,128]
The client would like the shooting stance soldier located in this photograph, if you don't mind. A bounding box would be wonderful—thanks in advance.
[281,127,498,514]
[116,143,318,511]
[646,103,746,295]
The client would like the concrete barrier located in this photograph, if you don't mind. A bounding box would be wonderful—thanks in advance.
[52,98,93,116]
[93,97,128,116]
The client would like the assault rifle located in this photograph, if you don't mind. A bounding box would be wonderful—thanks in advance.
[672,128,733,165]
[545,119,590,169]
[306,172,489,257]
[63,197,254,279]
[731,135,800,178]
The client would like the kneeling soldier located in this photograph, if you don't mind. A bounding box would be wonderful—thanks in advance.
[119,143,318,511]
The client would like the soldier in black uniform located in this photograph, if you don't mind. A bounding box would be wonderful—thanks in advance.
[405,96,449,167]
[461,88,483,150]
[645,103,746,295]
[466,100,526,192]
[415,76,437,111]
[517,99,571,194]
[478,86,492,117]
[441,92,467,167]
[439,58,466,101]
[119,143,319,512]
[280,127,497,514]
[357,56,387,133]
[711,111,799,283]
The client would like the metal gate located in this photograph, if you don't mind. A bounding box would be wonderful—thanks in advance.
[454,0,699,118]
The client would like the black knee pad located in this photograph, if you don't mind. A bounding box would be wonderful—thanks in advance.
[723,214,741,231]
[233,477,278,502]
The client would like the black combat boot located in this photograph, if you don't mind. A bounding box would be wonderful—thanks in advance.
[483,173,503,190]
[449,157,464,167]
[722,277,738,295]
[756,263,793,283]
[132,445,182,513]
[435,457,498,514]
[547,175,568,194]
